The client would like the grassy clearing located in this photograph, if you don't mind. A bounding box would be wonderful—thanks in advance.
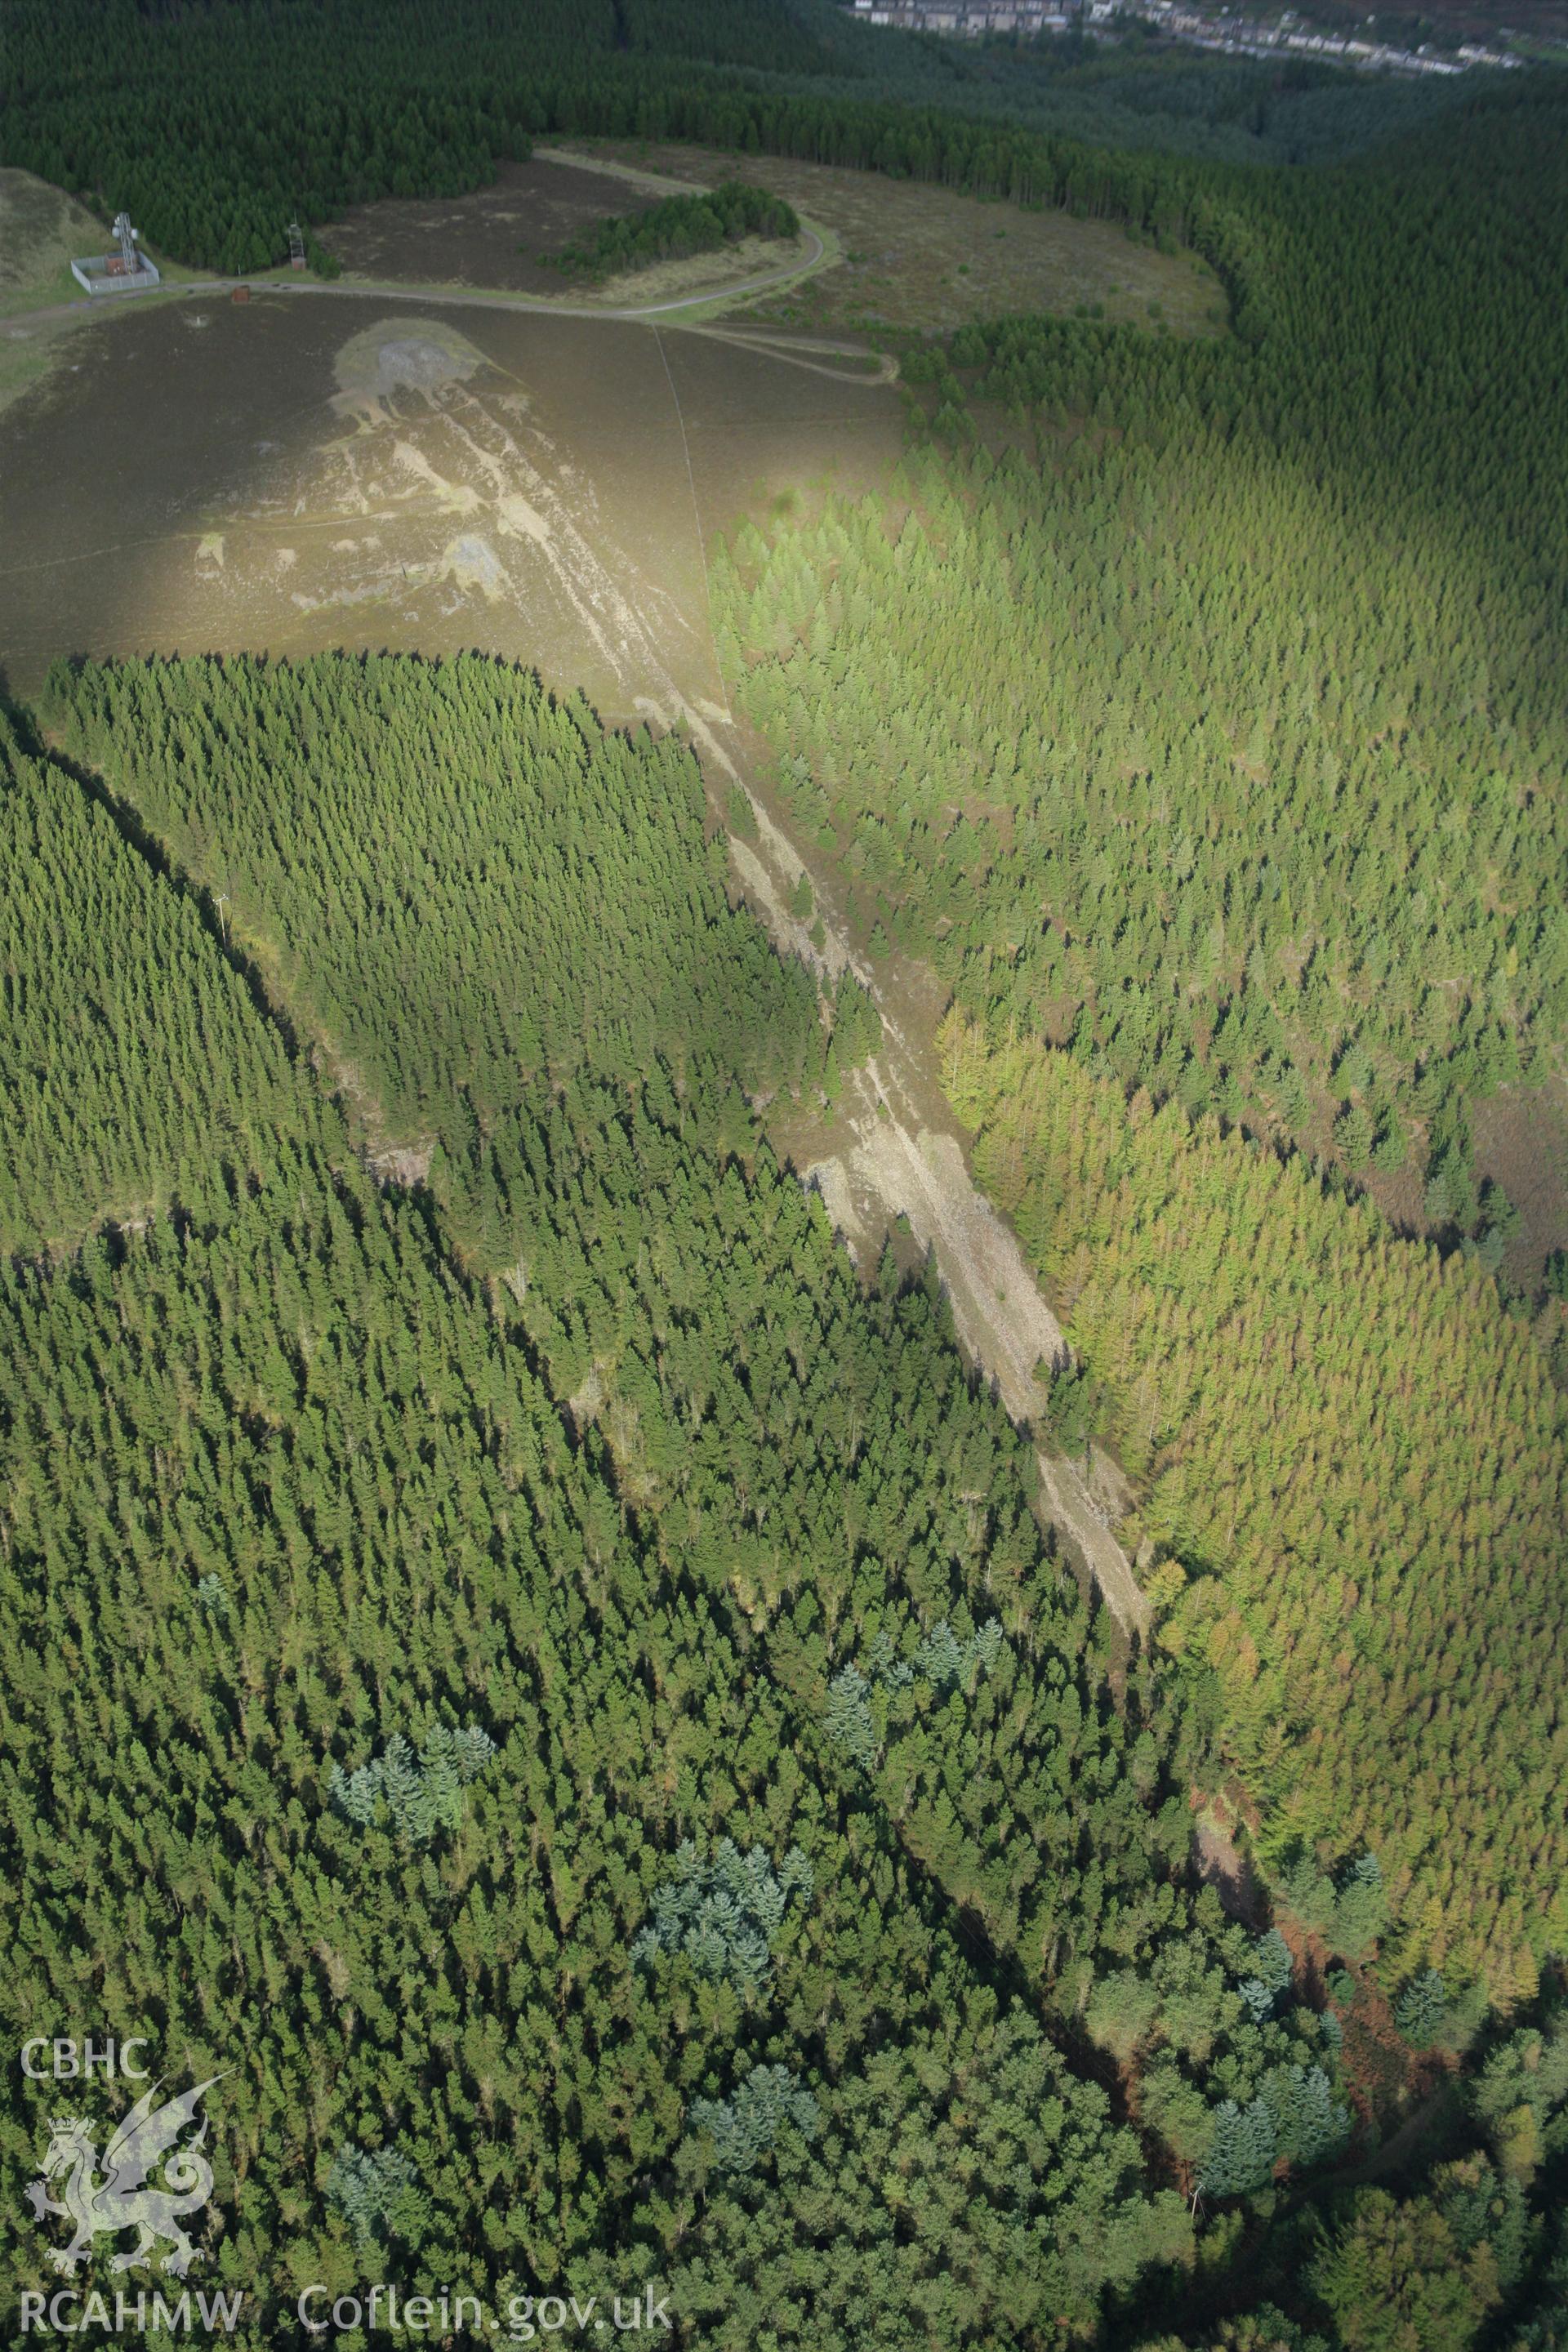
[317,155,682,299]
[575,140,1226,339]
[0,169,106,409]
[311,145,1223,337]
[316,150,835,320]
[575,221,835,316]
[0,313,93,419]
[0,169,211,417]
[0,169,106,318]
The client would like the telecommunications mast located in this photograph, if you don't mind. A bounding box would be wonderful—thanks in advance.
[71,214,159,294]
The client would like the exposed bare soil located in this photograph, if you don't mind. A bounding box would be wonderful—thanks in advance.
[0,293,901,710]
[671,702,1149,1636]
[0,256,1143,1630]
[1471,1076,1568,1282]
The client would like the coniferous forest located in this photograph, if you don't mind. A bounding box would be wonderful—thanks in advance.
[2,1,1568,2347]
[544,182,800,281]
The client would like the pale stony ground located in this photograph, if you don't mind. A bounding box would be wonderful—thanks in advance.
[678,697,1150,1637]
[0,250,1148,1633]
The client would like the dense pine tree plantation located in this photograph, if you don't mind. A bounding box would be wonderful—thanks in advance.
[4,1105,1199,2338]
[6,657,1384,2341]
[700,72,1568,2052]
[718,437,1565,1227]
[0,0,834,274]
[938,1018,1568,1999]
[545,180,800,280]
[0,710,301,1253]
[715,90,1568,1236]
[709,83,1567,1238]
[1136,2012,1568,2349]
[0,0,1477,275]
[42,653,841,1263]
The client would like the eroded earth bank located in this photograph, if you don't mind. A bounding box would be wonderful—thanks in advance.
[671,696,1150,1638]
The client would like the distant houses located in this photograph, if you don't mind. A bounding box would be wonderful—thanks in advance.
[849,1,1076,30]
[843,0,1518,74]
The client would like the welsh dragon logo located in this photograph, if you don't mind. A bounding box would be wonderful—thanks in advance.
[24,2075,225,2278]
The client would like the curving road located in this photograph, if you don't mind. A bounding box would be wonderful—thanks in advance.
[7,224,833,336]
[266,223,830,321]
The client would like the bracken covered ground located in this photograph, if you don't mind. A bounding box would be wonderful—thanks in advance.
[575,139,1227,337]
[0,169,150,416]
[316,151,724,299]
